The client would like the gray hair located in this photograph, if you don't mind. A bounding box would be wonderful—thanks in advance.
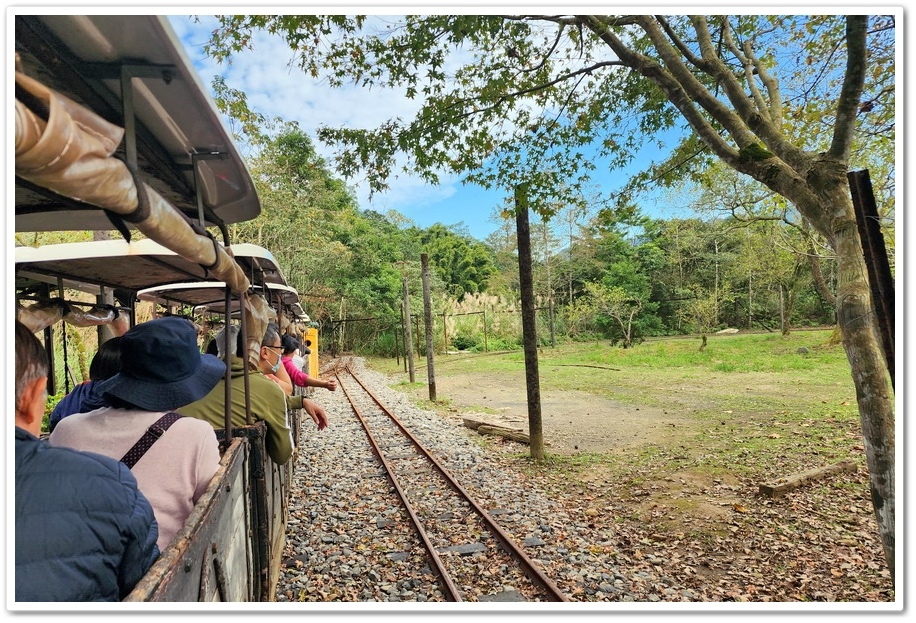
[15,320,48,406]
[262,323,281,348]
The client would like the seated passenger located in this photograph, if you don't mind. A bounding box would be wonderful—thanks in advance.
[258,323,294,396]
[15,320,159,601]
[180,324,295,465]
[260,325,328,431]
[49,317,223,552]
[280,333,337,393]
[48,335,123,432]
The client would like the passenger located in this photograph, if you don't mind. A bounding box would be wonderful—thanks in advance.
[258,323,294,396]
[259,325,328,431]
[49,317,223,552]
[48,335,123,432]
[291,339,309,372]
[181,323,294,464]
[204,336,219,356]
[181,324,328,465]
[280,333,337,393]
[14,320,159,601]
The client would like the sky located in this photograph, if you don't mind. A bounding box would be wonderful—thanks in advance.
[165,11,681,242]
[167,13,500,239]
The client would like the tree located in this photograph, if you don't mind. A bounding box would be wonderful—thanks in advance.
[582,282,645,348]
[205,14,896,577]
[416,223,496,296]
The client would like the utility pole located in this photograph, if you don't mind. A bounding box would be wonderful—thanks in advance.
[515,183,545,462]
[421,253,436,401]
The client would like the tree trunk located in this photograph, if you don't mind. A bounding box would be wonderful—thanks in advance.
[806,240,837,309]
[515,184,546,462]
[779,285,787,335]
[831,214,895,582]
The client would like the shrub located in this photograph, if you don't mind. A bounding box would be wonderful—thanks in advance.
[451,334,478,351]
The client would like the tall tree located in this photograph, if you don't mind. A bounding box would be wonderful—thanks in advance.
[205,14,896,577]
[416,223,496,296]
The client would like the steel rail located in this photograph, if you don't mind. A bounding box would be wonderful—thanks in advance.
[340,364,571,603]
[336,372,464,601]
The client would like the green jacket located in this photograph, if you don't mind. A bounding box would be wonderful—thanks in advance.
[179,356,293,465]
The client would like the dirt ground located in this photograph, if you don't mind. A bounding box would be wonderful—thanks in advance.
[408,370,703,454]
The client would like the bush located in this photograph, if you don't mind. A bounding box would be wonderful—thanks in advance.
[451,334,478,351]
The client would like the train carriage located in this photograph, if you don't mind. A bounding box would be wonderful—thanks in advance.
[13,13,300,603]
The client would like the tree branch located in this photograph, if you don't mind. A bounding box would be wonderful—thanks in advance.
[830,16,867,161]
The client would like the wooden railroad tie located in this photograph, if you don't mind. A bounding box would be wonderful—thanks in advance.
[462,417,530,445]
[758,459,858,498]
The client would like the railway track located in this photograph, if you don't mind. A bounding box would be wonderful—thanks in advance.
[281,357,569,602]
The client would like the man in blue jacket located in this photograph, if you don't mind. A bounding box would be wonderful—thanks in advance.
[14,320,159,602]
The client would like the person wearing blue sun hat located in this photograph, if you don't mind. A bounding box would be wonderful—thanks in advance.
[49,316,225,552]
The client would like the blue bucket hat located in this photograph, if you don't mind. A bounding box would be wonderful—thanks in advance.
[96,316,226,411]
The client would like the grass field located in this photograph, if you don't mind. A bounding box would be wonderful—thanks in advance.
[366,328,866,479]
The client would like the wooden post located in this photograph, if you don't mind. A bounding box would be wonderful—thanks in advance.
[421,254,436,401]
[337,296,346,354]
[515,184,545,462]
[400,306,407,373]
[849,169,894,389]
[403,275,415,383]
[442,312,448,352]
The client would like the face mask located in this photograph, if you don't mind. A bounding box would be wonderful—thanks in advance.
[264,347,282,374]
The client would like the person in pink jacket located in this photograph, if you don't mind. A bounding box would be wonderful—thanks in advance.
[50,317,223,552]
[280,333,337,393]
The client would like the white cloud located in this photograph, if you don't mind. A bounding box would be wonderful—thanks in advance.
[171,14,463,223]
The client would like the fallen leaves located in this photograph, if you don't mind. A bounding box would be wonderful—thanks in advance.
[524,466,895,603]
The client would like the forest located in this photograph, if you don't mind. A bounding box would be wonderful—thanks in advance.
[84,124,883,360]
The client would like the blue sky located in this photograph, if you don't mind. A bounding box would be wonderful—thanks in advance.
[167,13,682,242]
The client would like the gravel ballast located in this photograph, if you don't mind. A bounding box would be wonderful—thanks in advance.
[277,357,702,605]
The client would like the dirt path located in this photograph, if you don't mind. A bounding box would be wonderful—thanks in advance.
[406,370,703,454]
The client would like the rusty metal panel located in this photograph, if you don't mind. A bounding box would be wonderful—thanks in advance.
[123,438,254,602]
[264,454,292,601]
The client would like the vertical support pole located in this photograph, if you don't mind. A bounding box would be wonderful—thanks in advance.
[57,276,71,394]
[403,275,415,383]
[421,253,436,401]
[848,169,894,388]
[120,66,137,167]
[515,184,545,461]
[442,312,448,352]
[399,307,407,373]
[221,285,234,451]
[44,323,56,397]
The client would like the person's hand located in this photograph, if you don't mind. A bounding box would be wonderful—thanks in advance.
[303,398,329,431]
[324,378,338,392]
